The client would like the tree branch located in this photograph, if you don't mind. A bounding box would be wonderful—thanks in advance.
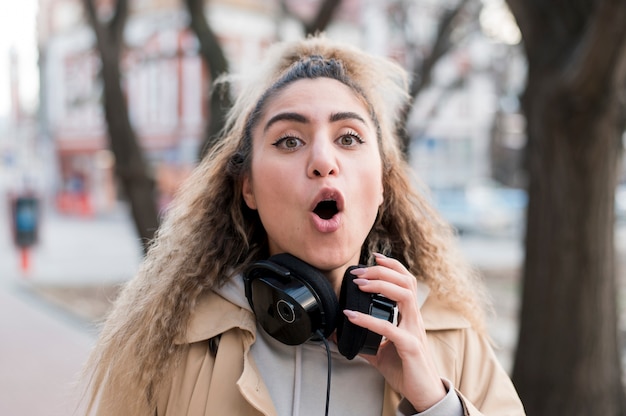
[397,0,474,155]
[408,0,469,101]
[82,0,102,42]
[184,0,232,156]
[280,0,343,35]
[305,0,342,35]
[82,0,127,55]
[185,0,229,81]
[83,0,97,26]
[110,0,129,46]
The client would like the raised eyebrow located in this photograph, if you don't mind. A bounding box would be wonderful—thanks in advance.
[264,112,308,133]
[264,111,368,133]
[329,111,368,126]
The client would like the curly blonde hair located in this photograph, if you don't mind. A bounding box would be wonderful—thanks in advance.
[82,35,490,414]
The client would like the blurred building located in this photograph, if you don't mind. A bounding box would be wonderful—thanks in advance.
[0,49,43,202]
[36,0,532,217]
[37,0,280,215]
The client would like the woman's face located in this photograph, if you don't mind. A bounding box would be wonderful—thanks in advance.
[242,77,384,289]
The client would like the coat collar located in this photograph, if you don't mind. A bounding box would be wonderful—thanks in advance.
[177,290,257,344]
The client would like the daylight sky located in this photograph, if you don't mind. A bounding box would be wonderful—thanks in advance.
[0,0,39,118]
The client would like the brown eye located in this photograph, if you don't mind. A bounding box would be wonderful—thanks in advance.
[340,136,354,146]
[272,136,304,150]
[338,132,363,147]
[285,137,299,148]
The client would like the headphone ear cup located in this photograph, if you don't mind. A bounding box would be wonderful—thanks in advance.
[268,253,340,338]
[337,266,373,360]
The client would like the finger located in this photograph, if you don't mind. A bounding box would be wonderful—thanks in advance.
[343,309,397,340]
[342,309,419,354]
[350,266,419,299]
[352,278,413,305]
[354,280,423,331]
[350,263,414,289]
[373,253,410,274]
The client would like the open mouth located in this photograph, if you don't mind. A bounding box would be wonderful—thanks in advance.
[313,200,339,220]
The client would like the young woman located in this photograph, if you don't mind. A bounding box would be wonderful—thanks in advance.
[83,36,525,415]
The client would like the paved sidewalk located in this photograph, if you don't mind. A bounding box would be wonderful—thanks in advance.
[0,283,94,416]
[0,203,142,416]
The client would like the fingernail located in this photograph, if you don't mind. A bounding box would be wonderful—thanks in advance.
[343,310,358,319]
[350,268,367,276]
[353,278,369,286]
[373,252,386,259]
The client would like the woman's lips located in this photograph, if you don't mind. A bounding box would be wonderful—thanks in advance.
[309,188,344,233]
[311,211,342,233]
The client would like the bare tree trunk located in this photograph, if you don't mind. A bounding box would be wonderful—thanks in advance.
[185,0,233,158]
[83,0,159,253]
[507,0,626,413]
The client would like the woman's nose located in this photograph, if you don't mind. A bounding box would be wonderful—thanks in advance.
[307,140,338,178]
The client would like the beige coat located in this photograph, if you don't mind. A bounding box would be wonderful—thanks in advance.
[156,290,525,415]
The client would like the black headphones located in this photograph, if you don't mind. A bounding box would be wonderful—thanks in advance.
[243,253,397,360]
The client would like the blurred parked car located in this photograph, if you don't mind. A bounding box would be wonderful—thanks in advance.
[432,181,625,235]
[430,181,528,237]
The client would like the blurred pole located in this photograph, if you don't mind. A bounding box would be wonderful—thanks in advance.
[19,248,30,276]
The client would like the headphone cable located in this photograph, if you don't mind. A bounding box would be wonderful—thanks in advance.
[316,330,332,416]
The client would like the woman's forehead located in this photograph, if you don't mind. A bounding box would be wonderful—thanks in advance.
[255,78,376,130]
